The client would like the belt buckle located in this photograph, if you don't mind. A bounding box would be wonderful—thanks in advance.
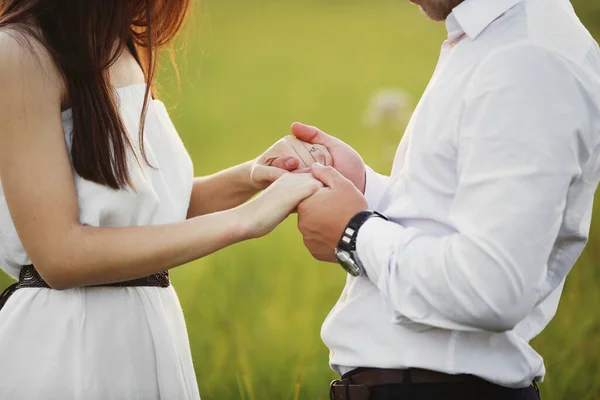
[532,380,540,395]
[329,379,370,400]
[329,380,340,400]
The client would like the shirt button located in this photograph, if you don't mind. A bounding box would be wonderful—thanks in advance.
[329,350,335,359]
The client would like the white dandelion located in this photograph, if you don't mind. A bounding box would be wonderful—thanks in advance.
[363,88,412,130]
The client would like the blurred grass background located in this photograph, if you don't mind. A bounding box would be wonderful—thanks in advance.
[2,0,600,399]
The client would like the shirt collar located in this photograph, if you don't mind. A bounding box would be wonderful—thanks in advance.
[446,0,524,41]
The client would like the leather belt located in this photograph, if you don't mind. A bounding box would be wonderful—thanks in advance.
[0,265,170,311]
[330,368,473,400]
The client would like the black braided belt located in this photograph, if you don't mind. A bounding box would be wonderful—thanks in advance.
[0,265,169,311]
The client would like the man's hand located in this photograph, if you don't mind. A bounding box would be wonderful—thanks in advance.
[297,164,368,262]
[291,122,367,193]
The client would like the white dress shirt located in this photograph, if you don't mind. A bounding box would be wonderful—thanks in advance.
[321,0,600,388]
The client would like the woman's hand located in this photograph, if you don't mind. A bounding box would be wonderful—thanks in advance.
[250,136,332,190]
[237,173,324,239]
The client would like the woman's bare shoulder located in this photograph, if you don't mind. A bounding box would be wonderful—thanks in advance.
[0,27,64,99]
[0,26,43,65]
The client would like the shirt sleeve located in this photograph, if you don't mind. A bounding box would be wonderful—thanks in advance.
[363,166,391,210]
[356,44,593,333]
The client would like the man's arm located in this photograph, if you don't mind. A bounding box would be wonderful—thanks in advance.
[357,44,592,332]
[364,166,391,210]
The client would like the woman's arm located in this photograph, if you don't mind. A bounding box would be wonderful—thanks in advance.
[0,33,322,290]
[186,159,290,218]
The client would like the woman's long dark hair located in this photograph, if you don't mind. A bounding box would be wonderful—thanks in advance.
[0,0,190,189]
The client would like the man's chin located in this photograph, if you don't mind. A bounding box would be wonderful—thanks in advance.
[409,0,459,22]
[417,5,450,21]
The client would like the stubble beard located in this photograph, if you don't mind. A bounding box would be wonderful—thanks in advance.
[418,0,465,21]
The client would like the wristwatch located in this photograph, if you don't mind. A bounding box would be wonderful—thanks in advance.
[335,210,388,277]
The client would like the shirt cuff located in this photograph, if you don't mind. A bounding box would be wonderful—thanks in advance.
[356,216,405,284]
[363,166,390,210]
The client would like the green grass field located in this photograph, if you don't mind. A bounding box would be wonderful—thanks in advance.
[2,0,600,399]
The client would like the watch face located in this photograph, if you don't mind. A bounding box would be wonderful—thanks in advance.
[335,249,361,277]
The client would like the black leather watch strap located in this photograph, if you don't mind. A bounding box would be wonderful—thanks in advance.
[337,210,389,252]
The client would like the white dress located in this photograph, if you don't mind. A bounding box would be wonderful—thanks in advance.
[0,84,200,400]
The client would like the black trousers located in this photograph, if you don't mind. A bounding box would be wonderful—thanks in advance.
[340,369,541,400]
[364,382,540,400]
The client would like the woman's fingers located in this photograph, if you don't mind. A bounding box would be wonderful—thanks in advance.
[269,156,299,170]
[300,141,332,166]
[258,136,332,169]
[276,173,323,202]
[287,137,332,168]
[291,167,312,174]
[252,135,334,191]
[252,165,288,187]
[251,155,298,190]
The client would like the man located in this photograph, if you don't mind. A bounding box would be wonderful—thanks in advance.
[291,0,600,399]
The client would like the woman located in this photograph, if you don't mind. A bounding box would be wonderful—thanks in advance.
[0,0,328,398]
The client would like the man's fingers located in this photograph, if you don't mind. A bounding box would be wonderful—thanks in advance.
[270,156,299,171]
[311,163,346,188]
[291,122,334,147]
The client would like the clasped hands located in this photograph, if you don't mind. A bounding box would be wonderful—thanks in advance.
[254,122,369,263]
